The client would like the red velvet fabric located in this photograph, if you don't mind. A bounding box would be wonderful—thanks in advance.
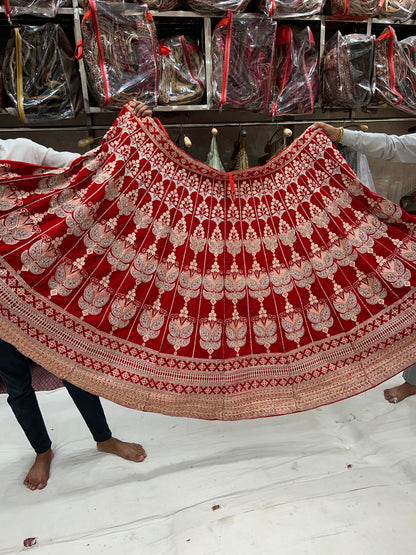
[0,103,416,419]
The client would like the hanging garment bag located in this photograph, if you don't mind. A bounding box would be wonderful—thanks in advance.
[143,0,182,10]
[258,0,324,18]
[3,0,70,18]
[2,23,82,123]
[212,13,277,113]
[186,0,251,15]
[322,32,375,109]
[158,35,205,105]
[381,0,416,21]
[270,26,319,116]
[375,26,416,114]
[401,35,416,67]
[326,0,384,18]
[76,0,160,107]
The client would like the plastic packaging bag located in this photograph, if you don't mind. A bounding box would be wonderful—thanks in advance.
[159,35,205,105]
[322,32,375,109]
[381,0,416,21]
[4,0,70,18]
[338,144,376,193]
[326,0,384,18]
[400,189,416,214]
[186,0,251,16]
[2,24,82,123]
[258,0,324,18]
[270,26,318,116]
[77,0,160,107]
[374,26,416,115]
[140,0,182,10]
[401,35,416,66]
[212,13,277,113]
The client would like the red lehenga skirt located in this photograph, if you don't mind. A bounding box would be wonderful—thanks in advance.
[1,103,416,420]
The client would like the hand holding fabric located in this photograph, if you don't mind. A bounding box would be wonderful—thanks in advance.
[130,100,153,119]
[311,122,341,143]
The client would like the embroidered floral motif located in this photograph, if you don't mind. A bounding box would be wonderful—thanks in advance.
[0,210,39,244]
[21,237,60,274]
[306,301,333,333]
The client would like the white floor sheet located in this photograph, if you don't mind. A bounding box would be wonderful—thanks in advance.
[1,375,415,555]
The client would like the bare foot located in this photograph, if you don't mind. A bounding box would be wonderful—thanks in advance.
[24,449,54,491]
[384,382,416,404]
[96,437,146,462]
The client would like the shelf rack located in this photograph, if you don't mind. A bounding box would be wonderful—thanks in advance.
[1,3,416,135]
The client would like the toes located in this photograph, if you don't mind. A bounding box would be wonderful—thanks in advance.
[24,474,48,490]
[384,389,397,402]
[134,447,146,462]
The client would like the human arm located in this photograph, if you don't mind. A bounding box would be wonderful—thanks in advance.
[0,138,79,167]
[38,146,80,167]
[312,122,416,164]
[0,101,152,168]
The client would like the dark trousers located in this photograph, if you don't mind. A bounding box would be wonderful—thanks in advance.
[0,338,111,453]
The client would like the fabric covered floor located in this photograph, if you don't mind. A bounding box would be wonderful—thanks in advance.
[0,375,415,555]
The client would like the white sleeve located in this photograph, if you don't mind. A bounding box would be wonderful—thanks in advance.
[39,147,80,167]
[341,129,416,164]
[0,138,79,167]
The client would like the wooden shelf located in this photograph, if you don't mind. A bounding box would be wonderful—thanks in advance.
[1,4,416,133]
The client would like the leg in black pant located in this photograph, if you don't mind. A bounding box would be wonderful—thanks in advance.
[0,338,51,454]
[63,379,111,442]
[0,338,54,489]
[63,380,146,467]
[0,339,112,448]
[0,338,146,489]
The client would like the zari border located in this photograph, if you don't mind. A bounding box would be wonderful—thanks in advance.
[1,260,416,420]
